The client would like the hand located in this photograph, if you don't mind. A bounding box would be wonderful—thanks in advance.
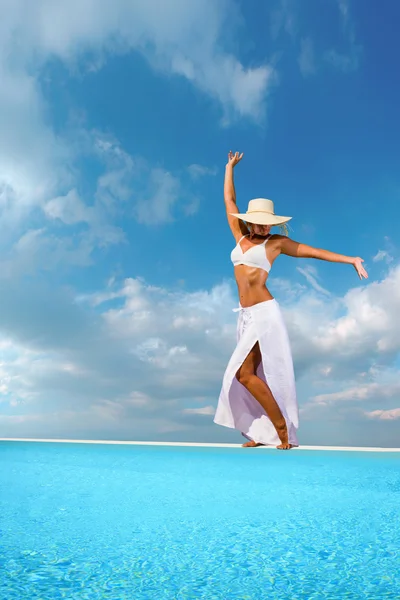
[227,151,243,168]
[352,257,368,280]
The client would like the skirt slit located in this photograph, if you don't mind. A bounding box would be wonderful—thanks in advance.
[214,299,299,447]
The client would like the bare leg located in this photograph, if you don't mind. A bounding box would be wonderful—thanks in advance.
[236,343,292,450]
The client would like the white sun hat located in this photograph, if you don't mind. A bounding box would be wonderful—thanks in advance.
[230,198,292,226]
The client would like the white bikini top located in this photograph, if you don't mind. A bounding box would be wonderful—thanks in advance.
[230,234,272,273]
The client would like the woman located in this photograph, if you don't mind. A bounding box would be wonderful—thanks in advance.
[214,151,368,450]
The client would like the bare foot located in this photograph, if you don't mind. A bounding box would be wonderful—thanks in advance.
[242,440,263,448]
[276,442,292,450]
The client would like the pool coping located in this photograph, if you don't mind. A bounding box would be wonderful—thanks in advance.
[0,438,399,451]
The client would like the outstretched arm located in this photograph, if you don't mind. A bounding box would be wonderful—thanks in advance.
[224,151,248,241]
[278,236,368,280]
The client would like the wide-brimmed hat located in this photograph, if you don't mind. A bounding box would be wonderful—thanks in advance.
[230,198,292,226]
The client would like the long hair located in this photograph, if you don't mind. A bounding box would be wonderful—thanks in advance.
[278,223,289,236]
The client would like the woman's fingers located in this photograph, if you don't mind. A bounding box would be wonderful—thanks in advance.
[354,257,368,280]
[227,151,244,165]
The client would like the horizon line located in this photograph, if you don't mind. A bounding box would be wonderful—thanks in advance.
[1,438,400,452]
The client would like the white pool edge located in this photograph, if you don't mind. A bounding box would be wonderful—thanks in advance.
[0,438,399,451]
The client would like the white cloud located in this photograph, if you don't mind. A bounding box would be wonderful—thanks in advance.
[0,276,239,441]
[0,0,273,123]
[44,189,91,225]
[311,382,400,406]
[270,277,306,302]
[271,0,296,40]
[0,0,274,271]
[42,196,118,251]
[325,0,362,73]
[314,267,400,355]
[298,37,316,77]
[338,0,350,27]
[183,406,215,416]
[373,250,393,264]
[296,265,330,296]
[271,0,361,77]
[1,264,400,445]
[2,0,397,448]
[134,169,182,225]
[0,66,70,228]
[0,228,95,277]
[90,131,200,226]
[187,164,218,180]
[366,408,400,421]
[282,265,400,383]
[325,48,360,73]
[91,128,205,226]
[0,123,207,277]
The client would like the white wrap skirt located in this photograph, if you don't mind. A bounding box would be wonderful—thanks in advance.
[214,299,299,446]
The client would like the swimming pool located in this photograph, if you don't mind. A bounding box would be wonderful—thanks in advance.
[1,441,399,599]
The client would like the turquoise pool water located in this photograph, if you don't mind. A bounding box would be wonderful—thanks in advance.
[1,442,399,599]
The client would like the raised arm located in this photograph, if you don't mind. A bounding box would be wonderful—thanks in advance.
[277,236,368,280]
[224,151,248,241]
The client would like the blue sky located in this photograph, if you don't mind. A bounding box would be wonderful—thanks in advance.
[0,0,399,447]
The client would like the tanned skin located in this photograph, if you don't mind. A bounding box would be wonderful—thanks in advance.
[224,151,368,449]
